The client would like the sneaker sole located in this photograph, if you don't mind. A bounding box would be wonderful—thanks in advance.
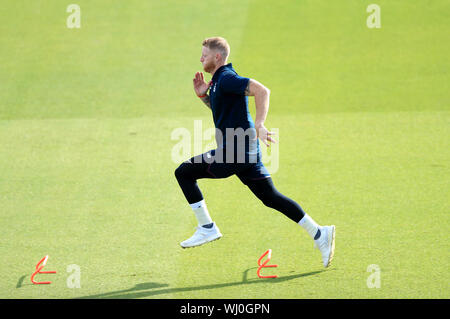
[180,234,223,249]
[325,225,335,267]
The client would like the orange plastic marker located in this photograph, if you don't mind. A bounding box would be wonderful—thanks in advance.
[31,255,56,284]
[257,249,278,278]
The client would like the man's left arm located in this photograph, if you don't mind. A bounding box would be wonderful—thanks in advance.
[245,79,277,147]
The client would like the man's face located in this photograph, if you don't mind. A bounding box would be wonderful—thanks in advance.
[200,46,217,73]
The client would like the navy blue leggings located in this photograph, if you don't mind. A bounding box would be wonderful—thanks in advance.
[174,161,306,223]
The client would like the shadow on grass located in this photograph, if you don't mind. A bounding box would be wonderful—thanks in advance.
[16,275,27,288]
[77,267,329,299]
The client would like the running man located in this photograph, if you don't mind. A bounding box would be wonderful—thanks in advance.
[174,37,335,267]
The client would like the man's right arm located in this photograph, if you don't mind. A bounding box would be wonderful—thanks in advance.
[193,72,212,109]
[199,94,211,109]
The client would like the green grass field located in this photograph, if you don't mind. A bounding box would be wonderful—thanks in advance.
[1,0,449,299]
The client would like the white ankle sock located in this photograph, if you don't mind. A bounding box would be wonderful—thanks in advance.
[298,214,321,239]
[189,200,213,226]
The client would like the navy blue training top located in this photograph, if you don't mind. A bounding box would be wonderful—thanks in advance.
[209,63,261,163]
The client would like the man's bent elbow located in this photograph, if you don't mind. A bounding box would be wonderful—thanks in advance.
[256,85,270,97]
[259,87,270,99]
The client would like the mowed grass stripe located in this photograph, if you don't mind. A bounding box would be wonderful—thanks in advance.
[1,111,448,298]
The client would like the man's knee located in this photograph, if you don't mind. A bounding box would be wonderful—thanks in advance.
[261,194,277,208]
[174,161,191,180]
[248,179,280,209]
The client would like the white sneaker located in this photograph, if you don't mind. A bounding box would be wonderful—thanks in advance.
[180,223,222,248]
[314,225,335,267]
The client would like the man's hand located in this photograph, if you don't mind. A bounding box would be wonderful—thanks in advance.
[193,72,212,96]
[255,123,277,147]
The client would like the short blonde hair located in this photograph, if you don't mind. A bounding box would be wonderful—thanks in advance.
[202,37,230,61]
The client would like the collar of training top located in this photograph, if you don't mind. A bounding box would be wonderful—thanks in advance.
[211,63,233,82]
